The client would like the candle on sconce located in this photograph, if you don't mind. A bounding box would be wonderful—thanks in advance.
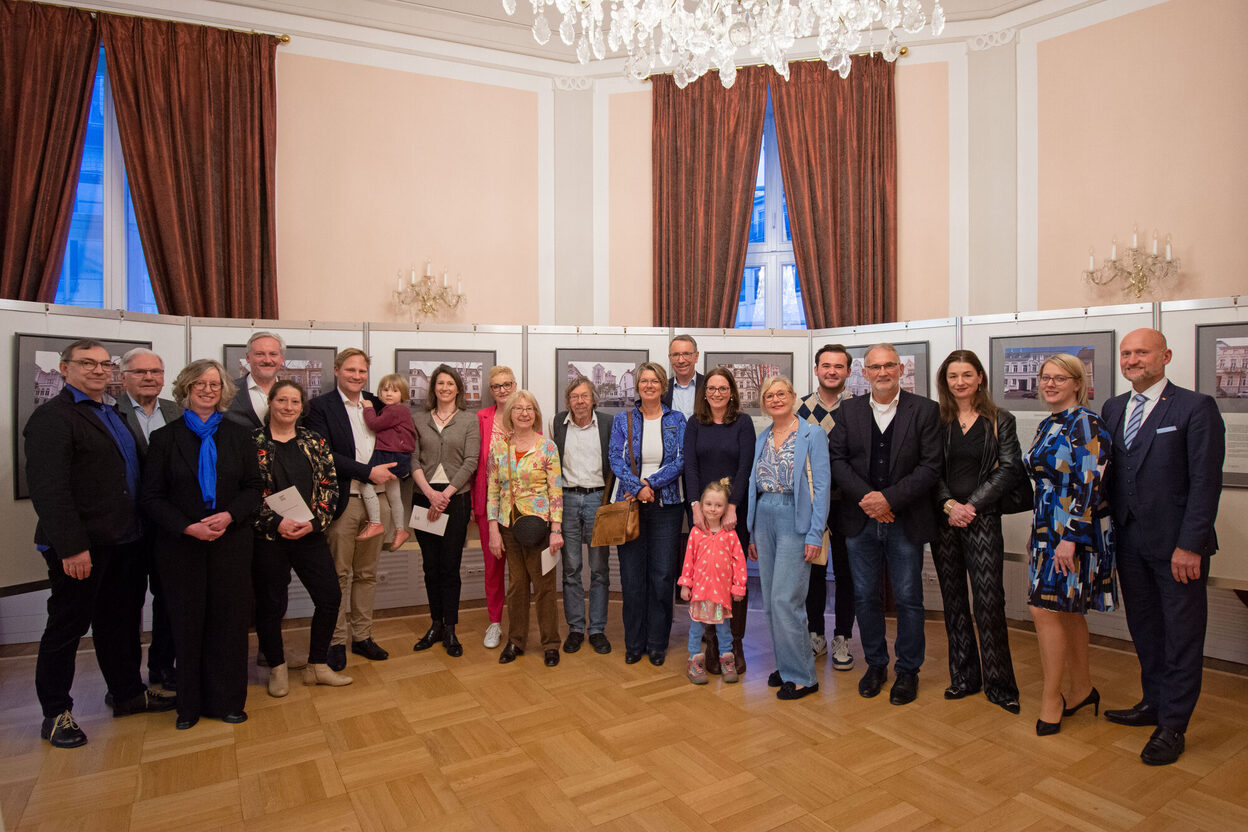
[456,275,462,294]
[1132,226,1138,249]
[1111,236,1117,261]
[1165,234,1172,261]
[1088,248,1095,271]
[410,268,416,285]
[442,271,448,287]
[1152,230,1158,256]
[425,261,432,277]
[397,275,403,292]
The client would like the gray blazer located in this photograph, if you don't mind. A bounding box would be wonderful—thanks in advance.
[224,373,262,429]
[114,394,182,455]
[412,408,480,494]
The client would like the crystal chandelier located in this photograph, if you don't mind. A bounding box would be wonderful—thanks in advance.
[501,0,945,88]
[1083,226,1181,299]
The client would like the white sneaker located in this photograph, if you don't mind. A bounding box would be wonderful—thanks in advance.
[483,622,503,649]
[830,635,854,670]
[810,633,827,657]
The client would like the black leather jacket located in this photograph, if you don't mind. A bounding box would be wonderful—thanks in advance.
[935,409,1023,514]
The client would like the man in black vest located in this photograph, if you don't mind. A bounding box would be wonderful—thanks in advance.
[115,347,182,691]
[828,343,941,706]
[1101,328,1225,765]
[25,340,175,748]
[551,376,614,655]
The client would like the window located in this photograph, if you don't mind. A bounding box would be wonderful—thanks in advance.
[54,48,157,314]
[735,90,805,329]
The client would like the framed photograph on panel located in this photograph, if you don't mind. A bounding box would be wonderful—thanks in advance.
[222,344,338,401]
[394,349,497,413]
[988,330,1116,412]
[13,333,152,499]
[555,348,650,417]
[843,341,931,399]
[1195,322,1248,486]
[703,352,795,410]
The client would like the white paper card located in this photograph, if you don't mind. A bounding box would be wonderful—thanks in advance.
[409,506,450,536]
[264,486,314,523]
[541,547,558,575]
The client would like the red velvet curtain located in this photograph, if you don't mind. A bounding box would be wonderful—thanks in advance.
[101,15,278,318]
[770,58,897,328]
[652,67,767,328]
[0,1,99,303]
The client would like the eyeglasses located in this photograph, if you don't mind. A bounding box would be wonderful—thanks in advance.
[489,381,515,392]
[763,391,790,402]
[704,385,731,394]
[569,393,594,402]
[638,379,662,387]
[66,358,112,371]
[511,406,535,414]
[669,352,695,360]
[865,362,899,372]
[190,381,223,392]
[1039,375,1073,385]
[124,368,163,376]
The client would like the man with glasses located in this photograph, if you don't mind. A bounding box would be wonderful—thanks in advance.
[473,365,519,648]
[226,331,285,429]
[796,344,856,671]
[26,340,176,748]
[662,334,703,420]
[551,377,614,655]
[115,348,182,692]
[828,343,941,706]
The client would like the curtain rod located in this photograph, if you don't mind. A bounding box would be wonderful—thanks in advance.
[39,1,291,42]
[647,45,907,79]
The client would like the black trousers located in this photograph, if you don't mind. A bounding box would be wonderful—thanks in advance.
[413,488,472,626]
[157,529,252,721]
[144,537,176,676]
[35,541,147,718]
[931,513,1018,699]
[805,531,853,638]
[1117,522,1208,732]
[253,533,341,666]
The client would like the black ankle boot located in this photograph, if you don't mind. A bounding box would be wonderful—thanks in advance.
[413,621,445,651]
[443,625,463,658]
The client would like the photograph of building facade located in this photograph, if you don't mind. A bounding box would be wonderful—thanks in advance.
[1002,346,1095,398]
[1214,338,1248,398]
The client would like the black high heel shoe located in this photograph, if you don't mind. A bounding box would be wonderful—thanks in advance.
[1062,687,1100,718]
[1037,695,1065,736]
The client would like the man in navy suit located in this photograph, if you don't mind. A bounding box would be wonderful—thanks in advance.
[829,344,942,706]
[1101,328,1225,766]
[225,331,285,429]
[305,348,397,671]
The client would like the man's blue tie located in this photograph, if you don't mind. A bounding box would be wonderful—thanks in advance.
[1124,392,1147,448]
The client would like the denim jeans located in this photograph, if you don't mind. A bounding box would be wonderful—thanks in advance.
[845,519,926,675]
[560,489,611,635]
[752,492,816,688]
[687,618,733,655]
[617,502,683,654]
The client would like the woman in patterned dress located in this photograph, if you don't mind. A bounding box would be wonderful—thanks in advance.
[1025,353,1117,736]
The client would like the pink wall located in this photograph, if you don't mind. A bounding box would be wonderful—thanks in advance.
[275,54,539,324]
[896,62,951,321]
[1037,0,1248,308]
[609,90,654,326]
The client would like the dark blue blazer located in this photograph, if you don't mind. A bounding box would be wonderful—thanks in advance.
[305,388,385,520]
[1101,381,1224,559]
[661,371,704,410]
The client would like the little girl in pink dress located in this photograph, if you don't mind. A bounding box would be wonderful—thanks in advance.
[679,478,748,684]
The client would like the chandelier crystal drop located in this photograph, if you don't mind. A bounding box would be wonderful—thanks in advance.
[503,0,945,88]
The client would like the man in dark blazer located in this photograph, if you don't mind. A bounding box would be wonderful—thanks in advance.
[1101,328,1225,766]
[116,347,183,691]
[661,333,704,420]
[828,343,942,706]
[551,376,615,655]
[225,331,285,429]
[25,339,175,748]
[305,348,397,671]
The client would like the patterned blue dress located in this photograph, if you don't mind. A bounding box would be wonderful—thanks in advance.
[1024,406,1117,613]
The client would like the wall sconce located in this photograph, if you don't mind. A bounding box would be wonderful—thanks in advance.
[1083,225,1181,299]
[394,260,466,322]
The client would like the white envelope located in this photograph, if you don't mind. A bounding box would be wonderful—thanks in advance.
[541,547,558,575]
[409,506,450,536]
[264,486,314,523]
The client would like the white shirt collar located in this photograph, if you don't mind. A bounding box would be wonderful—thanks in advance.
[564,411,598,428]
[338,386,363,408]
[869,390,900,414]
[1133,377,1168,402]
[673,375,697,390]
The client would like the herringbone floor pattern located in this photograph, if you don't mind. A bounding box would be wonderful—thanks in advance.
[2,600,1246,831]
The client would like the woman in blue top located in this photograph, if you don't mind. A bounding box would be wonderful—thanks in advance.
[609,361,686,666]
[748,376,831,700]
[1025,353,1116,736]
[683,366,755,674]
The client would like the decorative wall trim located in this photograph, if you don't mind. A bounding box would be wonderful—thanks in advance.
[554,76,593,91]
[969,28,1017,51]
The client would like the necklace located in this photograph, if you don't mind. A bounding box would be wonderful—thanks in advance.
[433,408,456,425]
[958,411,977,431]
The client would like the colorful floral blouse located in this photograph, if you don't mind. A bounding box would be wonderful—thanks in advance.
[253,426,338,541]
[487,435,563,525]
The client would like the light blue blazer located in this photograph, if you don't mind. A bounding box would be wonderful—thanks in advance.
[747,420,831,547]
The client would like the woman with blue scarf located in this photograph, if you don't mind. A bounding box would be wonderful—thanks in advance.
[141,359,262,730]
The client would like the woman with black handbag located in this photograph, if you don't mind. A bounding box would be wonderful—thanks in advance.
[486,390,564,667]
[932,350,1028,714]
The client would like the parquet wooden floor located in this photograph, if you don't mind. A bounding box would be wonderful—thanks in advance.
[2,600,1246,831]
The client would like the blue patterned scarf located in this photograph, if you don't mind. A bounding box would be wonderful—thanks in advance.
[183,410,222,509]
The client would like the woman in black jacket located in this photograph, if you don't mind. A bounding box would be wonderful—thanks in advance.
[141,359,262,729]
[932,350,1022,714]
